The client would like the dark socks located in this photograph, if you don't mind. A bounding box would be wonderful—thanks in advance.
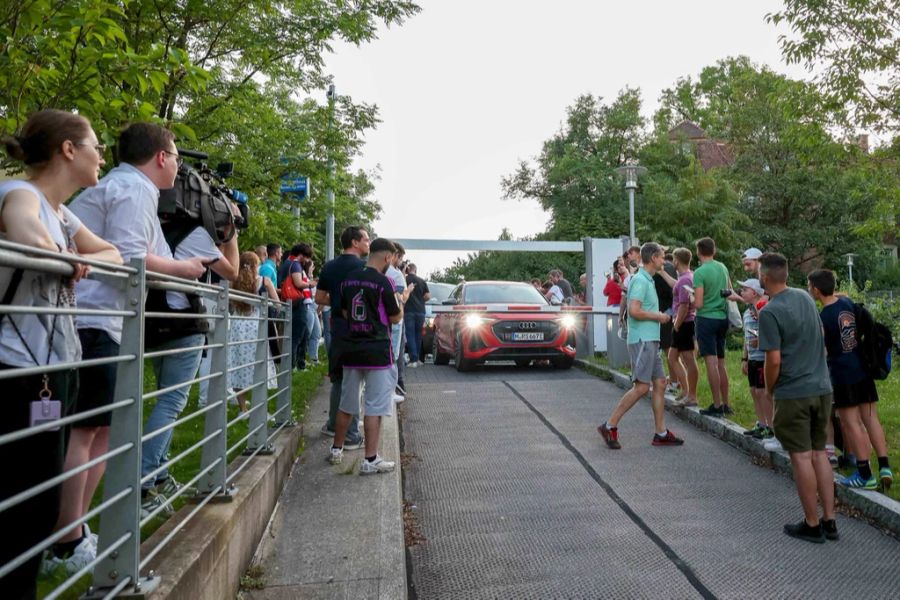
[878,456,890,470]
[858,460,873,480]
[52,531,85,558]
[365,455,377,462]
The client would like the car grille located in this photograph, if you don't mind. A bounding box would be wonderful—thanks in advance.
[492,320,560,342]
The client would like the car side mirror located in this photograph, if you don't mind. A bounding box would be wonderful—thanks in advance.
[442,299,457,305]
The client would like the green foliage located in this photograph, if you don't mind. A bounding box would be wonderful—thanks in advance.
[766,0,900,132]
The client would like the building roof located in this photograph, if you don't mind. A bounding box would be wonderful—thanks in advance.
[668,120,707,140]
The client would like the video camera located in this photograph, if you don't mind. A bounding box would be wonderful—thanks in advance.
[158,149,249,245]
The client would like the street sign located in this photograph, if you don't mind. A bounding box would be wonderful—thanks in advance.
[280,175,308,199]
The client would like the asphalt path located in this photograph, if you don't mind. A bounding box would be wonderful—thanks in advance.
[401,362,900,599]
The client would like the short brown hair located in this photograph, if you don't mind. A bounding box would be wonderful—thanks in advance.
[673,247,692,267]
[118,122,175,165]
[759,252,788,284]
[696,237,716,257]
[2,109,92,168]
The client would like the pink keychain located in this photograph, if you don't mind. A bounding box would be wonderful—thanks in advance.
[30,374,62,431]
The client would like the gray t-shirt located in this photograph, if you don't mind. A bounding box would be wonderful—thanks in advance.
[758,287,832,400]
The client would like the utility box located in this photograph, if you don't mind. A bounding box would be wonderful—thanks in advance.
[605,312,629,369]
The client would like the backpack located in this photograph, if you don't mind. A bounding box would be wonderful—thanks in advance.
[853,302,894,380]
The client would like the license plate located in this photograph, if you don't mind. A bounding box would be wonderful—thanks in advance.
[512,332,544,341]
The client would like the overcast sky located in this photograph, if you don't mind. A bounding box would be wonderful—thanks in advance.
[322,0,809,277]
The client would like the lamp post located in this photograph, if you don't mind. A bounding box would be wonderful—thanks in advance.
[844,253,857,288]
[614,164,647,248]
[325,83,336,262]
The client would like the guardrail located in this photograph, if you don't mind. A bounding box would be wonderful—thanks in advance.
[0,239,294,598]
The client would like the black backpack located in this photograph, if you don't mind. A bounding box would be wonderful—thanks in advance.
[853,302,894,381]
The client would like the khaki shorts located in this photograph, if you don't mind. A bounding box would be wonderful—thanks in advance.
[773,394,832,453]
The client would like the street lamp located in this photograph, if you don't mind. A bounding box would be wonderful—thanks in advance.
[844,253,857,288]
[325,83,337,262]
[614,164,647,247]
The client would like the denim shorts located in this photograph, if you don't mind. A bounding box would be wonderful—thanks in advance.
[695,316,728,358]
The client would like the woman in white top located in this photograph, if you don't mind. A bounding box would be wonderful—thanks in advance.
[0,109,120,596]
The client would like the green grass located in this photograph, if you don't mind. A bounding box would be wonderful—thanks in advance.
[587,351,900,502]
[37,354,326,599]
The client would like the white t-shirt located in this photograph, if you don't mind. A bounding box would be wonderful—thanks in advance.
[161,226,223,310]
[548,285,564,303]
[0,180,83,366]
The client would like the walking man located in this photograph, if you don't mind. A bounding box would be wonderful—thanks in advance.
[598,243,684,449]
[757,253,837,543]
[404,263,430,366]
[329,238,403,473]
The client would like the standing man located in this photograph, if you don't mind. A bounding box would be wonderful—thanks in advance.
[598,243,684,450]
[757,253,837,543]
[280,243,315,371]
[404,263,430,366]
[669,248,698,406]
[693,237,733,417]
[386,243,413,400]
[807,269,892,491]
[737,279,774,441]
[742,247,763,275]
[316,226,369,445]
[329,238,403,473]
[548,269,574,303]
[259,243,281,287]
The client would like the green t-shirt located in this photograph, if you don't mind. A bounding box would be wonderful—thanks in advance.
[626,268,660,343]
[758,287,833,400]
[693,259,730,319]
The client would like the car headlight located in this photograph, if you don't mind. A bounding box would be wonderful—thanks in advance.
[560,314,576,329]
[465,313,484,328]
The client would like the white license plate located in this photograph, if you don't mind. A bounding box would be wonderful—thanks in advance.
[512,332,544,341]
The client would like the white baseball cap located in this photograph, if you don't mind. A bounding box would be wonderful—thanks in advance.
[737,278,765,296]
[742,247,763,260]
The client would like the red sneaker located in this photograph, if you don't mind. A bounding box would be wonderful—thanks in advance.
[652,430,684,446]
[598,423,621,449]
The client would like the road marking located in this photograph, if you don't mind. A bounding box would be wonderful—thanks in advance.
[503,380,717,600]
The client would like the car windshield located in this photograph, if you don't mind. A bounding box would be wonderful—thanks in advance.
[463,283,549,305]
[426,282,455,304]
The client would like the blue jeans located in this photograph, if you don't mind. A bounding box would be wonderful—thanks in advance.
[291,301,312,369]
[404,312,426,362]
[306,304,321,362]
[142,333,205,489]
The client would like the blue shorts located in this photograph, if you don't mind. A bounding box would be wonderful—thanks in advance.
[695,316,728,358]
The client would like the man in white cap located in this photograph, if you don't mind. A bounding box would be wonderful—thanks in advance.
[742,247,763,275]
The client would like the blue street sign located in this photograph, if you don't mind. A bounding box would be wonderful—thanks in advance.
[280,175,308,199]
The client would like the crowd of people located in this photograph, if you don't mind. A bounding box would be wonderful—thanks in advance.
[597,238,893,544]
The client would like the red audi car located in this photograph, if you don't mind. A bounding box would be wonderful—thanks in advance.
[431,280,582,371]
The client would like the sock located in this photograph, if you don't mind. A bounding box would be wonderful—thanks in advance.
[605,422,617,430]
[365,455,377,462]
[52,533,85,558]
[878,456,890,470]
[657,430,668,437]
[332,445,342,451]
[858,460,873,480]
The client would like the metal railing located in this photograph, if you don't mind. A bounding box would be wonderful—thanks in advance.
[0,240,294,598]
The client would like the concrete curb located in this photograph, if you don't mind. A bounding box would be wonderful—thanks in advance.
[142,420,304,599]
[575,358,900,537]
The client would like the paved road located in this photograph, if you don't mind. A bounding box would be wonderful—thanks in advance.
[401,363,899,599]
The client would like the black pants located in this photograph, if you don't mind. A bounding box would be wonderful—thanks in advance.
[0,365,77,600]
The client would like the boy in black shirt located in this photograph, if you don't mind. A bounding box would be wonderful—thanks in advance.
[330,238,403,474]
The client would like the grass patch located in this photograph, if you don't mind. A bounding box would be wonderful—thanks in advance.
[588,351,900,502]
[37,354,326,599]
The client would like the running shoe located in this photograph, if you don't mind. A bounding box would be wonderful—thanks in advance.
[698,404,724,417]
[343,437,365,451]
[360,455,396,475]
[838,471,878,490]
[763,438,783,452]
[320,424,335,437]
[40,535,97,576]
[826,445,839,466]
[822,519,839,541]
[329,447,343,465]
[783,520,825,544]
[743,423,766,437]
[879,467,893,491]
[722,404,735,416]
[597,423,621,449]
[651,430,684,446]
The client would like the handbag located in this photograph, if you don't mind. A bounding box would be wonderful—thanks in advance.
[726,300,743,331]
[279,259,303,301]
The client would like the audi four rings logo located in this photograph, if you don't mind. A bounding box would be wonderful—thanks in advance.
[518,321,538,330]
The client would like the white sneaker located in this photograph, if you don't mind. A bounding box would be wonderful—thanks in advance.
[764,438,783,452]
[360,455,395,475]
[82,523,98,549]
[41,534,97,576]
[392,393,405,404]
[329,447,343,465]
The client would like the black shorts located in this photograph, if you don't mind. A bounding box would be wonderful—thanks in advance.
[671,321,695,352]
[747,360,765,389]
[659,321,674,350]
[74,328,120,427]
[832,377,879,408]
[696,315,728,358]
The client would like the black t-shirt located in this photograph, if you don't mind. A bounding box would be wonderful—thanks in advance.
[653,262,677,312]
[338,266,401,368]
[820,296,866,385]
[404,273,430,313]
[317,254,366,314]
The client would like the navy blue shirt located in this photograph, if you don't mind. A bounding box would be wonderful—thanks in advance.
[318,254,365,314]
[820,296,866,385]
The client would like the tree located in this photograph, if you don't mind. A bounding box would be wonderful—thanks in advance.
[766,0,900,132]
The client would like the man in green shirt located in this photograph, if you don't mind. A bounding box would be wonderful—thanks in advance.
[693,237,733,417]
[598,243,684,450]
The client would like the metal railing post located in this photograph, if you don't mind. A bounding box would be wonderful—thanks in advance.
[196,283,234,500]
[274,302,294,427]
[90,258,159,596]
[245,295,274,455]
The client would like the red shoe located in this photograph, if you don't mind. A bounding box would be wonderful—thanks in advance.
[598,423,621,449]
[652,430,684,446]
